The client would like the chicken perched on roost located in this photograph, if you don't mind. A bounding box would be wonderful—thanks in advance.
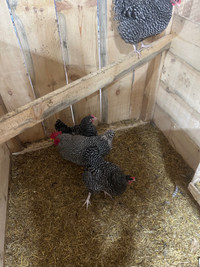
[55,115,97,137]
[82,157,135,208]
[50,130,115,166]
[113,0,181,55]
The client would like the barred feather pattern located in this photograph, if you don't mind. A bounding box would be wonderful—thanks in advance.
[83,161,132,196]
[114,0,173,44]
[55,115,97,137]
[56,130,115,166]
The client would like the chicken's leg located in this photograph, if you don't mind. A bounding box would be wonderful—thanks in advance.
[83,192,91,209]
[133,44,141,58]
[140,42,152,50]
[104,191,112,199]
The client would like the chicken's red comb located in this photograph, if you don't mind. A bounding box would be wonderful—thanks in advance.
[128,177,135,184]
[171,0,181,6]
[91,114,97,121]
[50,131,62,140]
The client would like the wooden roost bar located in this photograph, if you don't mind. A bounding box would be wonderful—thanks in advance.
[0,0,200,266]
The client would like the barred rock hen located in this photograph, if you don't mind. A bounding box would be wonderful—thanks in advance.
[114,0,181,54]
[50,130,115,166]
[83,159,135,208]
[55,115,97,137]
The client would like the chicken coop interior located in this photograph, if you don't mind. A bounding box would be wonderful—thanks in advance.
[0,0,200,266]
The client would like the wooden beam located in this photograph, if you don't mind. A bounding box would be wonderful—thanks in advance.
[0,144,10,267]
[188,183,200,206]
[0,34,174,145]
[191,163,200,184]
[188,163,200,206]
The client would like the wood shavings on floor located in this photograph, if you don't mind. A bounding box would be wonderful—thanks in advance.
[5,123,200,267]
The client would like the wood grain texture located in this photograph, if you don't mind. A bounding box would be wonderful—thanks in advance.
[9,0,73,134]
[129,63,149,120]
[170,14,200,71]
[0,96,22,153]
[156,81,200,147]
[55,0,100,123]
[0,0,45,143]
[161,52,200,113]
[188,183,200,206]
[174,0,200,23]
[101,0,135,123]
[0,34,174,145]
[153,104,200,170]
[191,163,200,184]
[140,53,166,121]
[0,144,10,267]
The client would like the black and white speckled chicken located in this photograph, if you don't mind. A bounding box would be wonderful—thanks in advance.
[50,130,115,166]
[55,115,97,137]
[113,0,181,55]
[82,157,135,208]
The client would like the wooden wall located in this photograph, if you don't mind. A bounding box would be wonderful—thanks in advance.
[153,1,200,170]
[0,0,166,151]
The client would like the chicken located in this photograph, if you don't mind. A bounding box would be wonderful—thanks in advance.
[50,130,115,166]
[55,115,97,137]
[82,159,135,208]
[113,0,181,55]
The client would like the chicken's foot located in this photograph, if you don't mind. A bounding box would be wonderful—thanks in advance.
[83,192,91,209]
[133,44,141,58]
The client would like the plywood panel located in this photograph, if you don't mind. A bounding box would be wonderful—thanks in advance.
[0,33,174,145]
[170,14,200,72]
[129,63,149,120]
[156,81,200,148]
[0,144,10,267]
[0,96,21,153]
[0,0,44,143]
[175,0,200,23]
[161,52,200,113]
[101,0,134,123]
[153,104,200,170]
[56,0,100,123]
[9,0,73,133]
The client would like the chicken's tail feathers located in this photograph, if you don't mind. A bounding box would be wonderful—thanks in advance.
[55,119,71,133]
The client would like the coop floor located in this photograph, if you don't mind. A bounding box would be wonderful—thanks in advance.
[5,123,200,267]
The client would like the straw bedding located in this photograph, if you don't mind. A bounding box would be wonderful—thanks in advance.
[5,122,200,267]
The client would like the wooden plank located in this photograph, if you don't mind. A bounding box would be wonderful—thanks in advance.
[0,96,22,153]
[0,34,174,145]
[175,0,200,23]
[129,63,149,120]
[191,163,200,184]
[188,183,200,206]
[101,0,136,123]
[170,14,200,72]
[0,0,45,144]
[157,81,200,147]
[170,37,200,72]
[55,0,100,123]
[0,143,10,267]
[172,14,200,47]
[140,52,166,121]
[153,104,200,170]
[10,0,73,133]
[105,72,134,123]
[161,52,200,113]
